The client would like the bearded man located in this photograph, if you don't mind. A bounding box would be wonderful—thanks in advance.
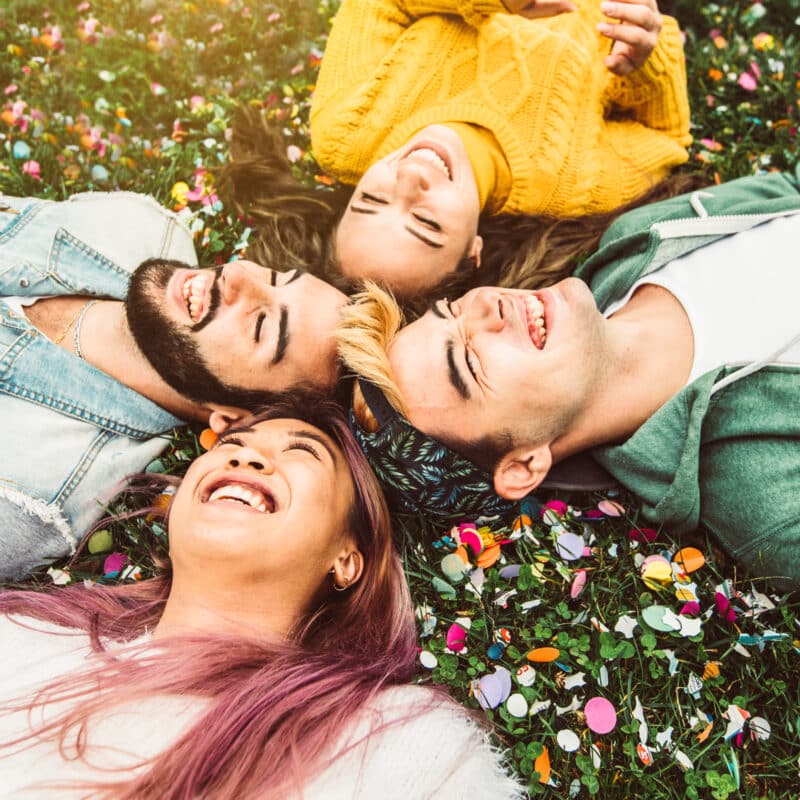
[0,192,346,579]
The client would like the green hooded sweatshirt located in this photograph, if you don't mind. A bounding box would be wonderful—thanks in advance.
[575,165,800,589]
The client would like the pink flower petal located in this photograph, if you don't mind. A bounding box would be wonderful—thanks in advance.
[737,72,758,91]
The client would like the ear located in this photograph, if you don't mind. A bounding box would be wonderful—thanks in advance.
[470,235,484,269]
[331,542,364,590]
[493,444,553,500]
[207,405,250,434]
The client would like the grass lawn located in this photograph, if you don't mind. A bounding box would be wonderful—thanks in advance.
[1,1,799,797]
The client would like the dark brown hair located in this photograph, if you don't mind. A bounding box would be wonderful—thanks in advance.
[219,107,709,315]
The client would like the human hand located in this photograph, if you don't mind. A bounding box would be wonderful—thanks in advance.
[502,0,576,19]
[597,0,662,76]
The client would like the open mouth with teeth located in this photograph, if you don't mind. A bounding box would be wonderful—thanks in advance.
[403,146,452,180]
[204,480,276,514]
[525,294,547,349]
[181,272,214,324]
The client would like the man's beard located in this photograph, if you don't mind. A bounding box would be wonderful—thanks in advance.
[126,259,226,404]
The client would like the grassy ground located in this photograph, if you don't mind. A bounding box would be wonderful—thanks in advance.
[1,1,799,797]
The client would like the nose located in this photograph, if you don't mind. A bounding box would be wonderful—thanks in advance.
[466,290,505,334]
[227,450,274,473]
[395,160,431,199]
[220,261,267,306]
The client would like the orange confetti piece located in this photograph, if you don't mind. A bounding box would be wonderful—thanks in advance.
[702,661,721,681]
[527,646,560,663]
[454,544,470,565]
[512,513,532,532]
[534,746,551,784]
[476,542,501,569]
[199,428,218,450]
[673,547,705,573]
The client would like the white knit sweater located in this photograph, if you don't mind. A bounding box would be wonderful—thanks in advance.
[0,616,525,799]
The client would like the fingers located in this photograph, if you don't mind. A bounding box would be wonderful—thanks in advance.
[604,50,636,76]
[598,0,662,74]
[508,0,577,19]
[599,0,662,34]
[599,21,657,49]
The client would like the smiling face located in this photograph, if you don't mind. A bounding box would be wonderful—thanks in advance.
[168,417,357,605]
[386,279,610,464]
[335,125,483,296]
[126,259,348,404]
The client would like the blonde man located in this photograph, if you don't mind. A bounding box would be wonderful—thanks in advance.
[337,169,800,589]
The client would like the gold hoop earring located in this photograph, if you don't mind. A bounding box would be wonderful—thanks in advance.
[333,578,350,592]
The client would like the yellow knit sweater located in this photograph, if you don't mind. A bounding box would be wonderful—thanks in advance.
[311,0,692,216]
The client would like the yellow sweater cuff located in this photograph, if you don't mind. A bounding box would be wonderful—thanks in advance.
[444,122,511,214]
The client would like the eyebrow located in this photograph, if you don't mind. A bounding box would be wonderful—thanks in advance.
[271,268,304,286]
[271,305,289,365]
[349,206,377,215]
[289,429,338,463]
[446,339,470,400]
[404,225,443,249]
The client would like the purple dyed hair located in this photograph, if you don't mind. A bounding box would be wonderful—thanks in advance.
[0,400,420,799]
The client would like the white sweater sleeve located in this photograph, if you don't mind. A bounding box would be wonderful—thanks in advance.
[305,685,526,800]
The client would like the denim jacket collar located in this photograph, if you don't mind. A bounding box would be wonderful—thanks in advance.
[0,303,184,438]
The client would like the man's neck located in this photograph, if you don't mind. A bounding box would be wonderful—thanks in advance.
[551,284,694,461]
[24,296,204,421]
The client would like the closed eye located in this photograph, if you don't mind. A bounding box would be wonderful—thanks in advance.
[465,348,479,383]
[286,438,322,461]
[254,312,266,343]
[215,435,246,449]
[412,212,441,232]
[361,192,388,204]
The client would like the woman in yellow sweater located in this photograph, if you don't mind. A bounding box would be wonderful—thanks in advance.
[224,0,692,304]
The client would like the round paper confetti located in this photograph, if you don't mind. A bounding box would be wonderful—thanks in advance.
[641,558,673,588]
[474,667,512,710]
[597,499,624,517]
[87,529,113,554]
[498,564,521,579]
[570,569,588,599]
[642,604,680,632]
[556,729,581,752]
[198,428,218,450]
[419,651,437,670]
[556,533,584,561]
[487,642,505,660]
[477,542,502,568]
[506,693,528,718]
[673,546,706,573]
[446,622,467,652]
[527,646,560,663]
[628,527,658,544]
[459,528,483,556]
[441,553,468,582]
[585,697,617,734]
[749,716,771,741]
[516,665,537,686]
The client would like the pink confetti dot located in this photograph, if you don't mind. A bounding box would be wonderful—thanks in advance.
[585,697,617,734]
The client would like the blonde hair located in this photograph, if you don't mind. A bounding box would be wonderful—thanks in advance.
[337,282,410,432]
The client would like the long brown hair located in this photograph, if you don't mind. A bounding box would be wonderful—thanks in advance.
[0,401,420,799]
[219,107,708,314]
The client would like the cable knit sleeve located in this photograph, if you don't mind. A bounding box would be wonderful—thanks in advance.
[603,15,692,146]
[310,0,508,183]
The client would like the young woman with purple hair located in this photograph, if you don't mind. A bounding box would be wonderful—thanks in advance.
[0,401,523,799]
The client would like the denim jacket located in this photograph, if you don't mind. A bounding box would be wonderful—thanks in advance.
[0,192,197,580]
